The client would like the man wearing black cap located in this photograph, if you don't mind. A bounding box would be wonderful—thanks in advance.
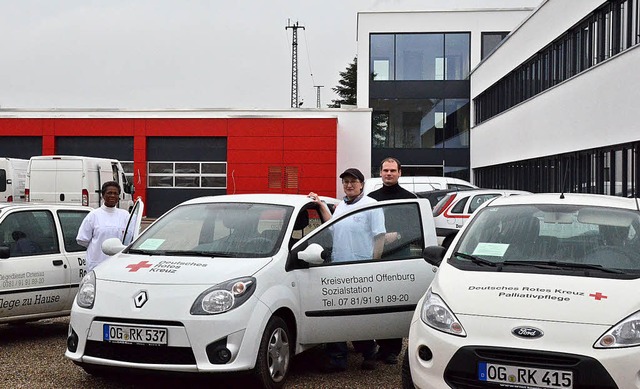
[308,167,385,371]
[367,157,417,366]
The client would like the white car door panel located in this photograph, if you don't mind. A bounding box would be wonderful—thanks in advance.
[292,199,437,345]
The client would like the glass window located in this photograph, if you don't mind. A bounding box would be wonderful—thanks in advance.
[58,210,90,252]
[370,34,395,80]
[468,194,498,213]
[450,197,468,214]
[305,203,424,264]
[443,99,470,148]
[396,34,443,80]
[444,33,470,80]
[0,210,58,256]
[481,32,509,60]
[131,202,293,258]
[148,161,227,189]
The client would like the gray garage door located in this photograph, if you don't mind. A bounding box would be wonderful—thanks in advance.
[0,137,42,158]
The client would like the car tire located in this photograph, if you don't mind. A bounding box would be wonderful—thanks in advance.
[401,348,414,389]
[253,316,291,389]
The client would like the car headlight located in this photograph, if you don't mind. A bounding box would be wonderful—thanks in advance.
[190,277,256,315]
[595,310,640,348]
[76,271,96,309]
[420,289,466,337]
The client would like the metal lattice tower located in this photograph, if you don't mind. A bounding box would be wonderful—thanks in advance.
[286,21,304,108]
[314,85,324,108]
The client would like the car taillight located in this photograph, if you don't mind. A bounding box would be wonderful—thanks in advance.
[433,194,457,217]
[82,189,89,206]
[7,195,13,202]
[24,188,29,202]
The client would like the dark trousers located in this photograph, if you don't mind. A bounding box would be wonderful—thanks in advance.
[326,340,377,368]
[377,338,402,356]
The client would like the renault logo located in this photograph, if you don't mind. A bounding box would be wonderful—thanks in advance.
[134,290,148,308]
[512,326,544,339]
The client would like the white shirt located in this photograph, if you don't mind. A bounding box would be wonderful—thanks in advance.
[331,195,386,262]
[76,205,130,271]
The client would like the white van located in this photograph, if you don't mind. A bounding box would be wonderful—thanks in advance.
[26,155,134,210]
[363,176,477,195]
[0,158,29,202]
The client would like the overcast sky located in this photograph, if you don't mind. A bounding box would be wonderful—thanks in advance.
[0,0,541,110]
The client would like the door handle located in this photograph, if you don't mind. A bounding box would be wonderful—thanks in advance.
[53,260,64,266]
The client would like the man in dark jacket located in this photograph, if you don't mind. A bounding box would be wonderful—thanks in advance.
[367,157,417,365]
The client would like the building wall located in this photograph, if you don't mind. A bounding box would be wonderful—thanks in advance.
[470,0,640,168]
[0,109,372,216]
[356,6,537,177]
[357,7,538,108]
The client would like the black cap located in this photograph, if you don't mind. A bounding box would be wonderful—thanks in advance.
[339,168,365,182]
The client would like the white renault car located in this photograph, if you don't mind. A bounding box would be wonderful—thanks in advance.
[65,194,437,387]
[405,193,640,389]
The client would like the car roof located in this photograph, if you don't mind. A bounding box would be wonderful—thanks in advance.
[180,193,320,208]
[0,203,93,212]
[449,189,532,197]
[485,192,640,210]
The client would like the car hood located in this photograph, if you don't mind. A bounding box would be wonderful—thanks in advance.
[94,253,272,285]
[434,266,638,325]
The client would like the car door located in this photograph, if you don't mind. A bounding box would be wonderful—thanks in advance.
[0,209,69,320]
[290,199,437,344]
[122,198,144,245]
[56,209,90,293]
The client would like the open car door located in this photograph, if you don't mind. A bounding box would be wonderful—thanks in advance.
[122,197,144,245]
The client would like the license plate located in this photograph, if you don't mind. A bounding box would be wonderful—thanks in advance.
[103,324,168,346]
[478,362,573,389]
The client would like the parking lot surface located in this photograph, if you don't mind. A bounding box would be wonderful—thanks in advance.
[0,317,404,388]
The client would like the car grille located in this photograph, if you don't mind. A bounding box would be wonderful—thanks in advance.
[84,341,196,365]
[443,346,618,389]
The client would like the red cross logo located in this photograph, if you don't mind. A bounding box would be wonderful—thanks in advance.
[589,292,608,301]
[126,261,153,272]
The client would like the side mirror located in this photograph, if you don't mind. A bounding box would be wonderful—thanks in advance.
[0,245,9,259]
[423,246,446,267]
[124,183,135,195]
[102,237,126,256]
[297,243,327,265]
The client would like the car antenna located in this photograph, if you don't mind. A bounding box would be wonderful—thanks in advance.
[559,160,570,200]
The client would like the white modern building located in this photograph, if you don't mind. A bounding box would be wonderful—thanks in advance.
[357,0,640,198]
[472,0,640,197]
[356,2,540,178]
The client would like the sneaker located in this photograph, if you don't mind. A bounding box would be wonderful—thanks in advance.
[360,358,377,371]
[383,353,399,365]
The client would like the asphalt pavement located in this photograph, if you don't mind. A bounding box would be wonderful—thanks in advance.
[0,317,404,388]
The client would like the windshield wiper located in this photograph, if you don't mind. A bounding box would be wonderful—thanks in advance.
[453,252,497,267]
[127,248,233,257]
[127,248,161,255]
[503,260,625,274]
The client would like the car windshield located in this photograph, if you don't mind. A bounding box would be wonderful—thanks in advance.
[129,202,294,258]
[454,204,640,275]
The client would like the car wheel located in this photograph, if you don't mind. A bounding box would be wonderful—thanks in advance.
[401,348,415,389]
[253,316,291,389]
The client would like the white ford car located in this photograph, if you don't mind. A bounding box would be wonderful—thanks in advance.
[65,194,437,388]
[405,193,640,389]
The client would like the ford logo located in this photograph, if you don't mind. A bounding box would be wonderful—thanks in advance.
[511,326,544,339]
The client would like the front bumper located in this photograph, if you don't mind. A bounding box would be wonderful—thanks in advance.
[65,280,271,373]
[407,314,639,389]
